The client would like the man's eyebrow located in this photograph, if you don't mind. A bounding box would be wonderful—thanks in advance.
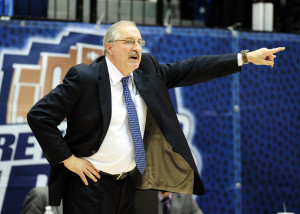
[124,37,143,40]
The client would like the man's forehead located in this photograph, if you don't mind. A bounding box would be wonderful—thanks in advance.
[119,25,141,37]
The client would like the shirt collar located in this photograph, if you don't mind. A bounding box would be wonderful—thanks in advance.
[105,56,133,85]
[158,192,173,202]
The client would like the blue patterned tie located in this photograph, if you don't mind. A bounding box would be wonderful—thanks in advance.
[162,197,170,214]
[122,76,146,174]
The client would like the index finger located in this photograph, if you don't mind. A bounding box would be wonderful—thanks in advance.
[86,161,100,178]
[79,171,89,186]
[269,47,285,54]
[86,160,99,172]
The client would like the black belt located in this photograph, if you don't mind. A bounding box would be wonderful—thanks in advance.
[100,171,129,180]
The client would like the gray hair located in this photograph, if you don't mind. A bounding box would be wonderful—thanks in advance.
[103,20,137,55]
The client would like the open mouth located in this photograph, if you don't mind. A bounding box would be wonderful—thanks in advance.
[129,55,139,60]
[129,52,140,60]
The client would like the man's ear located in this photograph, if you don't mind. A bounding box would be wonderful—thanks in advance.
[105,43,113,55]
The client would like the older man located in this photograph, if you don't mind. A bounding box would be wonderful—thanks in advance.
[27,20,285,214]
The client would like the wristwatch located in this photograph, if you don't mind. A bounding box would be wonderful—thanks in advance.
[241,49,249,64]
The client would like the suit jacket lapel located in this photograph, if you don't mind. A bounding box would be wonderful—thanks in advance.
[133,68,144,90]
[134,68,150,103]
[97,59,112,144]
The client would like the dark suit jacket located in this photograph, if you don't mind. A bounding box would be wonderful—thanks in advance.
[27,53,240,205]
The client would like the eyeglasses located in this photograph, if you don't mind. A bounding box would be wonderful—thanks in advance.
[111,39,146,47]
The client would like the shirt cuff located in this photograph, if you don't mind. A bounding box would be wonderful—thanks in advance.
[237,53,243,66]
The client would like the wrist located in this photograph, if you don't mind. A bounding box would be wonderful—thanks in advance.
[241,49,249,64]
[63,154,75,164]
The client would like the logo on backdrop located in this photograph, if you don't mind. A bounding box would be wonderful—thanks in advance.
[7,43,104,124]
[0,26,202,213]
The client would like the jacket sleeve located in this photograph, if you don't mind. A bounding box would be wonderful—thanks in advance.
[147,53,241,89]
[27,66,83,166]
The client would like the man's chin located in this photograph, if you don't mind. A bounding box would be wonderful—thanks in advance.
[128,62,140,70]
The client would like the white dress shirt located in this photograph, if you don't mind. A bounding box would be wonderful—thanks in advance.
[83,57,147,174]
[237,53,243,66]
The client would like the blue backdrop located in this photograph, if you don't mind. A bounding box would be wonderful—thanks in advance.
[0,20,299,214]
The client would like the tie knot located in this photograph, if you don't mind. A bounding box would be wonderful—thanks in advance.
[122,76,130,87]
[162,196,170,204]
